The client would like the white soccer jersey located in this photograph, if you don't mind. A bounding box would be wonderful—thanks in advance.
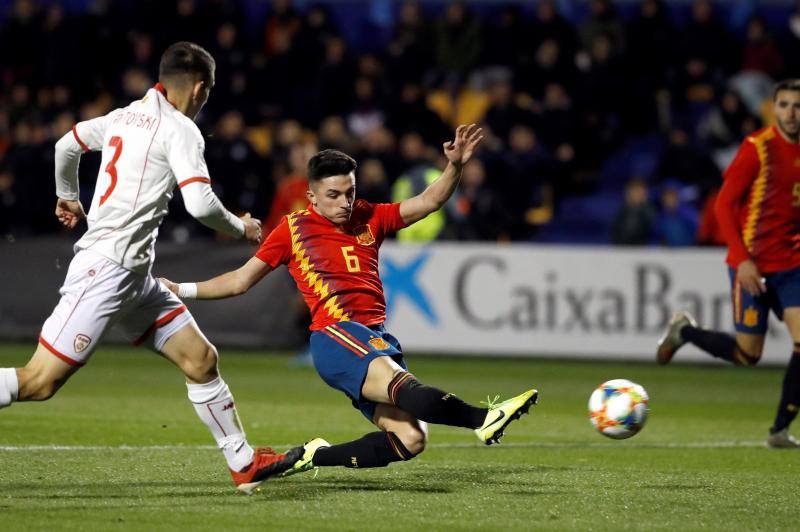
[55,84,242,275]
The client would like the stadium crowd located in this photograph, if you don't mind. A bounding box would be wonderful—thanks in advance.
[1,0,798,244]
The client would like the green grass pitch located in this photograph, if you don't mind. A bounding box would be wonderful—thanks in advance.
[0,344,798,531]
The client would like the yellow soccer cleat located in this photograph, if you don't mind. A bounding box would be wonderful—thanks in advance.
[475,389,538,445]
[279,437,331,478]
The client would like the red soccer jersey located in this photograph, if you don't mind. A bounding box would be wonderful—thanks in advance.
[255,199,407,330]
[715,126,800,273]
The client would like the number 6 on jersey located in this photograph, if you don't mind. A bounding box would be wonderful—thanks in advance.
[341,246,360,272]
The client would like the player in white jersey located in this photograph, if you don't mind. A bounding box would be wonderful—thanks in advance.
[0,42,309,494]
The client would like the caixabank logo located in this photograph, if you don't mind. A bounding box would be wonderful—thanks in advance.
[381,250,438,326]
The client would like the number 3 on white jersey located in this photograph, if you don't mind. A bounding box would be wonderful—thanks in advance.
[100,136,123,206]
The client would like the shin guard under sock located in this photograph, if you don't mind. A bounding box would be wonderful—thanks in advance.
[771,349,800,433]
[187,377,254,471]
[388,372,487,429]
[313,431,414,468]
[680,326,760,366]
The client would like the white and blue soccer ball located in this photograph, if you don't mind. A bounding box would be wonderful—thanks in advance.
[588,379,649,440]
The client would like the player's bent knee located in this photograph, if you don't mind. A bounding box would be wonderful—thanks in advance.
[743,353,762,366]
[395,426,427,456]
[735,345,762,366]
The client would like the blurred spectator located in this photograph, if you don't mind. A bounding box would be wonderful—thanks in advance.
[530,0,578,59]
[392,133,443,242]
[264,0,301,57]
[578,0,626,59]
[741,16,784,79]
[656,127,720,194]
[575,32,625,168]
[442,159,506,241]
[537,83,578,196]
[522,38,575,99]
[433,2,482,85]
[205,111,268,217]
[626,0,676,132]
[679,0,737,76]
[263,140,317,232]
[318,116,358,154]
[387,0,433,85]
[361,126,401,178]
[481,72,535,144]
[654,182,699,247]
[310,36,356,122]
[699,90,760,151]
[611,179,656,245]
[500,125,555,240]
[784,1,800,75]
[698,89,760,170]
[346,77,385,138]
[483,5,527,70]
[168,0,208,45]
[386,82,450,147]
[358,158,391,204]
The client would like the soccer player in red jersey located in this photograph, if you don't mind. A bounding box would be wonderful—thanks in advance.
[162,125,538,472]
[657,80,800,448]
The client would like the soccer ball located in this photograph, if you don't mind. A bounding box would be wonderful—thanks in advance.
[588,379,649,439]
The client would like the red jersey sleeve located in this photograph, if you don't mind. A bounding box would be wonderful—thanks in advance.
[373,202,407,235]
[254,215,292,268]
[715,139,760,268]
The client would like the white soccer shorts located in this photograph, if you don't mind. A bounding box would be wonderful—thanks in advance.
[39,249,194,366]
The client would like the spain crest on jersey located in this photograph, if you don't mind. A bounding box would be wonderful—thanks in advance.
[354,225,375,246]
[369,337,391,350]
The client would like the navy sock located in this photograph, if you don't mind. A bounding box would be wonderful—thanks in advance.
[389,372,487,429]
[771,350,800,433]
[313,431,413,468]
[680,326,760,366]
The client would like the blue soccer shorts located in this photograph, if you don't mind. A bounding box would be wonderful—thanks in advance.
[309,321,407,422]
[728,266,800,334]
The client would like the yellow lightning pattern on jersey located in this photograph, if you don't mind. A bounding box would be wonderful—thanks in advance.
[742,128,775,251]
[287,211,350,322]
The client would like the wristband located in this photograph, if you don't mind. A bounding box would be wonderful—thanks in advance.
[178,283,198,299]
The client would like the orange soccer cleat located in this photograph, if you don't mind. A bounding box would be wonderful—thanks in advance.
[230,446,303,494]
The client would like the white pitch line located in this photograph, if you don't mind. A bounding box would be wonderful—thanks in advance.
[0,441,766,452]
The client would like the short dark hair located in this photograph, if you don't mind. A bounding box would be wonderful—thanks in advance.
[774,79,800,100]
[308,149,357,182]
[159,42,215,85]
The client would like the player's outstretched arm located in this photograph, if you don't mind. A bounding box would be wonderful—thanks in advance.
[399,124,483,226]
[160,256,272,300]
[180,182,262,244]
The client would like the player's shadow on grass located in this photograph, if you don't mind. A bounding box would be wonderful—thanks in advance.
[263,477,452,500]
[3,480,233,499]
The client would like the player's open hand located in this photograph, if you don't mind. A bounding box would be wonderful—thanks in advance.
[55,198,86,229]
[240,213,263,245]
[443,124,484,167]
[158,277,179,296]
[736,259,767,296]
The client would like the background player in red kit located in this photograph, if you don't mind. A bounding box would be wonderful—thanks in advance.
[657,80,800,448]
[162,124,538,473]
